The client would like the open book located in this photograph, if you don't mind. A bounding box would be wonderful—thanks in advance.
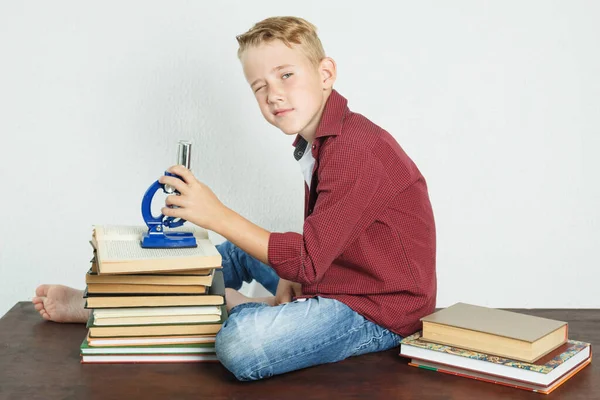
[92,225,222,274]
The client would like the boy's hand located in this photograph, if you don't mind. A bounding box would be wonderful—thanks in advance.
[274,278,303,305]
[159,165,228,232]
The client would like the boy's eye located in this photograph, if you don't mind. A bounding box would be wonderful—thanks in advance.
[254,85,265,93]
[282,73,293,79]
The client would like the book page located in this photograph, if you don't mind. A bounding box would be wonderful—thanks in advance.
[95,225,209,241]
[101,238,219,262]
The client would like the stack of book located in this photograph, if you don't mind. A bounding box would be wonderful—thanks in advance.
[80,225,227,364]
[400,303,592,395]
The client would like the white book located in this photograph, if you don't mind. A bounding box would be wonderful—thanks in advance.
[87,335,215,347]
[93,314,222,326]
[81,354,219,363]
[82,347,216,355]
[81,340,215,355]
[93,305,222,319]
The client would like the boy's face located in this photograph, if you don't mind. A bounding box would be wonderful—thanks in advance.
[241,40,334,140]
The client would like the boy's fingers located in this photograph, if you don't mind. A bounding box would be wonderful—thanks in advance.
[275,297,290,305]
[292,282,303,296]
[159,176,189,194]
[168,165,197,185]
[281,289,294,303]
[274,292,289,305]
[165,194,184,207]
[161,206,182,219]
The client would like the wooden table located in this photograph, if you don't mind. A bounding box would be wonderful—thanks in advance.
[0,303,597,400]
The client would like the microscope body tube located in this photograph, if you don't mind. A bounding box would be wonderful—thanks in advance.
[164,140,192,194]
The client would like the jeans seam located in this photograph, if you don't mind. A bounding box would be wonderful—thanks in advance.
[228,246,236,263]
[227,245,244,286]
[248,318,370,379]
[352,328,393,354]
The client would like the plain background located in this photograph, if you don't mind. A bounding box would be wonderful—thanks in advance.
[1,1,599,319]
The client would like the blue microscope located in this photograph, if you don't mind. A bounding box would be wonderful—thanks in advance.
[140,140,198,249]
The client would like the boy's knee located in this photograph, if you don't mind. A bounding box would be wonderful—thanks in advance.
[215,314,271,381]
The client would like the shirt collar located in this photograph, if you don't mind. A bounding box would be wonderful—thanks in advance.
[292,89,348,151]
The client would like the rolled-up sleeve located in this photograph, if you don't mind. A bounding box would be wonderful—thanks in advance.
[267,144,395,285]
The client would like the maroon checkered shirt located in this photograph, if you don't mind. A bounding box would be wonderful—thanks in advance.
[268,90,437,336]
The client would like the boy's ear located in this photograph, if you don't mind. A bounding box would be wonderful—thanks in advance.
[319,57,337,90]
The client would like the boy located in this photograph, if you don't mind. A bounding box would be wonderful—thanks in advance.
[33,16,436,381]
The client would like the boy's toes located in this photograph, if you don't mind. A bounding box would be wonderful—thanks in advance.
[41,312,51,320]
[35,285,50,297]
[34,303,45,312]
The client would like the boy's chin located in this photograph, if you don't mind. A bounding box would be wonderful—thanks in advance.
[268,119,305,135]
[280,127,300,135]
[276,123,303,135]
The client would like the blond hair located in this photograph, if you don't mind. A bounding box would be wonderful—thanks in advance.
[236,16,326,66]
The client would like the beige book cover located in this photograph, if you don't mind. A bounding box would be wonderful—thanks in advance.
[421,303,567,342]
[86,283,208,294]
[89,260,217,277]
[85,268,215,286]
[153,268,218,276]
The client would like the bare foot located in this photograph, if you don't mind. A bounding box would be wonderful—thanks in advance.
[32,284,91,323]
[225,288,275,312]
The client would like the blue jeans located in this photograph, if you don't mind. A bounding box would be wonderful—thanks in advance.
[214,241,403,381]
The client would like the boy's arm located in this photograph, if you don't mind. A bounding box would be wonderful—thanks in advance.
[159,165,271,265]
[267,144,410,285]
[213,208,271,265]
[212,209,304,304]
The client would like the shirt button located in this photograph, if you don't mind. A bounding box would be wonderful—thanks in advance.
[312,144,316,149]
[308,208,313,213]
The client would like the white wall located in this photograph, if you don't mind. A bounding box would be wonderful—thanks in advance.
[1,1,598,318]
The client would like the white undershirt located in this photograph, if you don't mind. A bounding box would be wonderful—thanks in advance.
[297,141,315,189]
[294,141,315,303]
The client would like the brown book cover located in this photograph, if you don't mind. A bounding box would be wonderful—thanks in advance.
[87,323,224,338]
[144,268,218,276]
[84,271,225,308]
[86,283,208,294]
[421,303,567,342]
[89,259,217,277]
[85,268,215,286]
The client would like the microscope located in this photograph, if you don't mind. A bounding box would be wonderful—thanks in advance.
[140,140,198,249]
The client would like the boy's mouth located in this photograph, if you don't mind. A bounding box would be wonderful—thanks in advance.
[273,108,294,116]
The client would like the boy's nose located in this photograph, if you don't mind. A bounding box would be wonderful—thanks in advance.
[267,87,284,103]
